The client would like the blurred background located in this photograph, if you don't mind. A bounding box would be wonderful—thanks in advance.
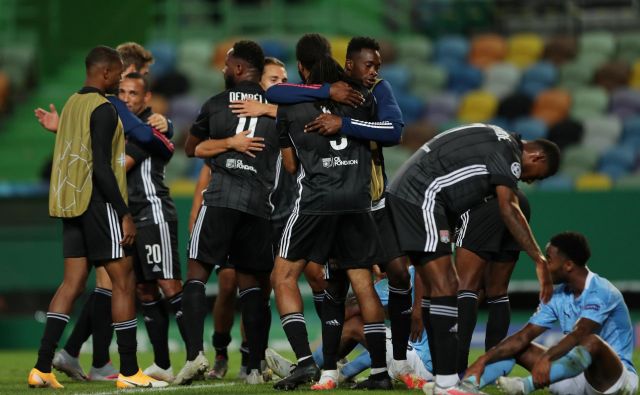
[1,0,640,351]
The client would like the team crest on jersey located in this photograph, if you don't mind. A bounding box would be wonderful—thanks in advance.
[439,230,450,243]
[322,157,334,168]
[511,162,521,178]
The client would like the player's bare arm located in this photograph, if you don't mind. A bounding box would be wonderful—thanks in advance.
[329,81,364,107]
[229,100,277,118]
[184,134,204,157]
[280,147,298,174]
[465,323,547,383]
[531,318,601,388]
[304,113,341,135]
[189,165,211,232]
[496,185,553,303]
[194,130,265,158]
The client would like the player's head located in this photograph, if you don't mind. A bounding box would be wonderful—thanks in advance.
[546,232,591,284]
[261,57,287,90]
[295,33,331,82]
[345,36,381,89]
[118,72,150,116]
[116,42,154,77]
[223,40,265,89]
[520,139,561,183]
[85,45,123,94]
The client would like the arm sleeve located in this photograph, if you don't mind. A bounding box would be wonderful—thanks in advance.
[266,83,330,104]
[340,80,404,145]
[145,128,175,160]
[485,144,520,188]
[528,299,559,329]
[190,102,211,140]
[125,141,150,165]
[107,96,153,143]
[90,103,129,218]
[579,289,617,325]
[276,107,294,148]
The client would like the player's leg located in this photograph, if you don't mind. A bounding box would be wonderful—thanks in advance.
[455,247,487,373]
[209,267,237,379]
[303,262,327,321]
[137,282,172,380]
[484,259,516,350]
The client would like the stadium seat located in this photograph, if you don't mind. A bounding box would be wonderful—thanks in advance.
[615,172,640,189]
[536,174,574,191]
[531,89,571,125]
[547,119,584,150]
[396,36,432,63]
[594,61,631,92]
[329,36,350,65]
[446,62,483,95]
[410,63,447,98]
[579,31,616,66]
[425,92,459,127]
[147,41,177,79]
[519,61,557,98]
[259,38,291,63]
[468,33,507,69]
[630,61,640,89]
[489,117,511,131]
[512,117,547,140]
[599,145,636,175]
[560,145,600,177]
[560,59,597,90]
[396,93,425,123]
[507,33,544,69]
[497,93,533,120]
[543,35,578,66]
[575,173,613,191]
[570,86,608,120]
[582,116,623,154]
[212,38,235,69]
[616,32,640,64]
[457,90,498,123]
[380,64,411,93]
[434,35,469,67]
[622,115,640,140]
[610,89,640,119]
[482,62,521,99]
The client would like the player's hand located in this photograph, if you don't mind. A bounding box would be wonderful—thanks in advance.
[304,113,342,135]
[531,355,551,389]
[120,214,136,246]
[34,103,59,133]
[227,130,265,158]
[229,100,270,117]
[329,81,364,107]
[147,113,169,133]
[409,308,423,342]
[535,256,553,304]
[372,264,386,282]
[463,358,487,385]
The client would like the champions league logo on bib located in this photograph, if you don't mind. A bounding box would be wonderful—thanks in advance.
[511,162,521,179]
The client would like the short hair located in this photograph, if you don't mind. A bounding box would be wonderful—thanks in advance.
[347,36,380,59]
[85,45,122,70]
[123,72,150,93]
[533,138,561,177]
[296,33,331,71]
[550,232,591,267]
[265,56,285,68]
[232,40,265,74]
[116,42,154,71]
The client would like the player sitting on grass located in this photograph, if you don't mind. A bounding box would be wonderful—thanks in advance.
[449,232,638,395]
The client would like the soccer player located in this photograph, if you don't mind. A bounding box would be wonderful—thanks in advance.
[177,40,280,385]
[28,46,167,389]
[266,36,419,387]
[270,33,388,391]
[456,232,638,395]
[455,190,531,373]
[386,123,560,393]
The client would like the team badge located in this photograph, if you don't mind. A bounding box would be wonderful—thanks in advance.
[322,157,334,168]
[511,162,521,178]
[439,230,450,243]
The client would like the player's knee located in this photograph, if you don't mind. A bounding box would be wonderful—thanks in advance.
[158,279,182,299]
[136,283,160,302]
[59,280,86,299]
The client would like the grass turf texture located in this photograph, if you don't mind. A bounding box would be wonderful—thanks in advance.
[4,349,640,394]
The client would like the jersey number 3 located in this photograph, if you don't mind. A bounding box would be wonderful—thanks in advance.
[330,137,348,150]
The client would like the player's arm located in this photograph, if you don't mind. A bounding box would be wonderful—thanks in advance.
[107,96,153,143]
[125,141,151,172]
[266,81,363,107]
[147,113,173,137]
[496,185,552,303]
[189,164,211,232]
[194,131,265,158]
[280,148,298,174]
[34,104,59,132]
[229,100,278,118]
[90,103,135,246]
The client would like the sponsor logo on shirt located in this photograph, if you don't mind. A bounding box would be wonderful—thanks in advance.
[226,158,257,173]
[321,157,358,168]
[584,304,600,311]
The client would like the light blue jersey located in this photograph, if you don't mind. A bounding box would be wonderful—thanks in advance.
[529,271,636,374]
[375,265,416,306]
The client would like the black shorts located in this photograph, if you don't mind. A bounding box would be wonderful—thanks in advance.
[372,202,404,264]
[455,191,531,263]
[278,212,378,269]
[189,206,273,274]
[62,200,133,263]
[386,194,454,265]
[132,221,181,282]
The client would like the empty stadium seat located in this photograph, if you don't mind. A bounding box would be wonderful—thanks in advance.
[610,89,640,119]
[410,63,447,98]
[447,62,482,94]
[615,172,640,189]
[575,172,613,191]
[519,61,557,97]
[536,174,574,191]
[582,116,623,153]
[547,119,584,150]
[397,36,433,63]
[560,59,597,89]
[329,36,350,65]
[560,145,600,177]
[570,87,608,120]
[512,117,547,140]
[457,90,498,123]
[259,38,291,63]
[507,33,544,68]
[579,31,616,66]
[623,115,640,139]
[616,32,640,63]
[380,64,411,93]
[599,145,636,175]
[147,41,177,79]
[425,92,459,127]
[468,33,507,69]
[396,94,425,123]
[482,62,521,98]
[543,35,578,66]
[532,89,571,125]
[594,61,631,92]
[434,35,469,67]
[630,61,640,89]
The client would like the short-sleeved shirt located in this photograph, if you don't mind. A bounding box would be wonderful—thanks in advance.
[388,123,523,216]
[190,81,280,219]
[276,81,376,215]
[529,271,636,374]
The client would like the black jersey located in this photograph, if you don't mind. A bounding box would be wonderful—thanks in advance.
[191,81,279,219]
[125,108,178,226]
[388,123,523,215]
[276,82,376,215]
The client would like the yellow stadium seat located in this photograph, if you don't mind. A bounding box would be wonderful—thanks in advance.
[330,36,350,66]
[507,33,544,68]
[630,61,640,89]
[457,90,498,122]
[575,173,613,191]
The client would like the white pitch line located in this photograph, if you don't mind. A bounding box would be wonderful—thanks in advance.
[72,382,237,395]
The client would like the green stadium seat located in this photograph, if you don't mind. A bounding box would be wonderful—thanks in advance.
[582,116,623,154]
[570,87,608,120]
[579,31,616,65]
[616,32,640,63]
[560,59,597,90]
[482,62,521,99]
[615,172,640,189]
[560,146,600,178]
[410,63,447,98]
[396,36,432,63]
